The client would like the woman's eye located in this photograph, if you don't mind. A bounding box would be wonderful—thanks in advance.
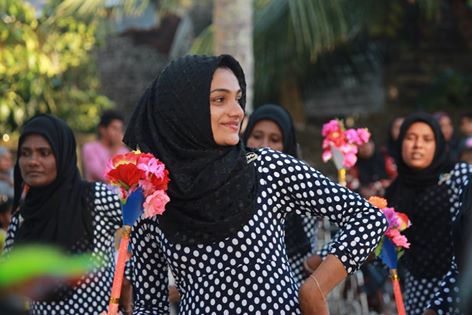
[213,97,224,103]
[40,149,51,157]
[20,150,30,157]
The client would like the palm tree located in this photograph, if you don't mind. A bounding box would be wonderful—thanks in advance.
[213,0,254,112]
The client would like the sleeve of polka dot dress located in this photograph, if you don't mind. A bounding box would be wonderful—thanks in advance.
[130,218,170,315]
[94,183,123,232]
[260,149,388,274]
[2,213,19,255]
[425,259,461,314]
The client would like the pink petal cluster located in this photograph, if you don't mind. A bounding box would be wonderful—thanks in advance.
[321,119,342,137]
[321,119,370,169]
[380,207,411,249]
[386,229,410,249]
[368,196,411,252]
[143,190,170,218]
[106,150,171,218]
[383,207,400,229]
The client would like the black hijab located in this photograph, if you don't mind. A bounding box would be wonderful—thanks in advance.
[386,112,454,279]
[13,114,93,253]
[124,55,257,245]
[242,104,298,157]
[242,104,310,256]
[386,118,402,162]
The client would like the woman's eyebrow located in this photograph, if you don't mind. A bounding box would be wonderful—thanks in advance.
[210,88,241,94]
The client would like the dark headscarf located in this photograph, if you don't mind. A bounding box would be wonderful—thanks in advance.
[242,104,310,256]
[386,118,402,162]
[242,104,298,157]
[13,114,93,253]
[124,55,256,245]
[386,112,454,279]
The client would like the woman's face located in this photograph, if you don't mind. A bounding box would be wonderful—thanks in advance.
[210,67,244,146]
[438,115,453,141]
[401,122,436,170]
[246,120,284,152]
[19,134,57,187]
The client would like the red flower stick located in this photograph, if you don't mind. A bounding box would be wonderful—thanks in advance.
[107,226,131,315]
[391,269,406,315]
[105,151,170,315]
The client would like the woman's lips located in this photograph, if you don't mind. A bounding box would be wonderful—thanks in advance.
[222,122,240,132]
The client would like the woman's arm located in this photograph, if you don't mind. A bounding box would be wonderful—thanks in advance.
[258,148,388,275]
[299,254,347,315]
[129,218,170,315]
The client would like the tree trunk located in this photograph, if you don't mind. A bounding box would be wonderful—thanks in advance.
[213,0,254,113]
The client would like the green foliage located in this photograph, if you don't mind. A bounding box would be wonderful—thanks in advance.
[0,0,113,133]
[418,69,472,109]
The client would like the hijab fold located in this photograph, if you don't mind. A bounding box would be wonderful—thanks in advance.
[124,55,256,245]
[13,114,93,253]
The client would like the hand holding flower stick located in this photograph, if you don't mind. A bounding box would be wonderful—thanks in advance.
[105,151,170,315]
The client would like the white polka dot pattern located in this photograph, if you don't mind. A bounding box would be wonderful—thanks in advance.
[4,182,122,315]
[418,163,472,315]
[130,148,388,314]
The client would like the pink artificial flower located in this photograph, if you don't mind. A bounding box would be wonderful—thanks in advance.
[343,152,357,168]
[382,207,400,230]
[322,149,332,162]
[345,129,361,145]
[143,190,170,218]
[386,229,410,249]
[137,155,165,177]
[356,128,371,144]
[321,119,342,137]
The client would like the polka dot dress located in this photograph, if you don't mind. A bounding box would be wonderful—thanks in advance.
[4,182,122,315]
[404,162,472,315]
[130,148,388,314]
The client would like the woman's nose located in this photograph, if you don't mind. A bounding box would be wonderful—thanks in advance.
[228,100,243,118]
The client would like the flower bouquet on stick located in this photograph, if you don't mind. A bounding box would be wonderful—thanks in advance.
[368,196,411,315]
[321,119,370,186]
[105,151,170,315]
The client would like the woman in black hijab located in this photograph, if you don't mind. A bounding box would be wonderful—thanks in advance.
[242,104,317,287]
[4,114,122,315]
[385,113,472,315]
[121,54,387,314]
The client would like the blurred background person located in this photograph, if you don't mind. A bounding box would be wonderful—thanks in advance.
[459,137,472,164]
[382,116,404,180]
[4,114,124,315]
[434,111,460,162]
[348,139,391,198]
[453,175,472,314]
[242,103,318,286]
[385,113,472,315]
[0,146,14,200]
[82,110,129,182]
[460,112,472,145]
[0,194,12,252]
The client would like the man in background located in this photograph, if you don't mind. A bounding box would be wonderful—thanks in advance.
[82,110,129,182]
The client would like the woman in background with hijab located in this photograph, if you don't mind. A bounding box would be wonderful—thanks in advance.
[434,111,460,163]
[110,54,387,314]
[242,104,318,287]
[3,114,123,315]
[385,113,472,315]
